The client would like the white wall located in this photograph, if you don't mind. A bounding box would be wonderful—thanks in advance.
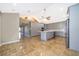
[1,13,19,45]
[31,23,44,36]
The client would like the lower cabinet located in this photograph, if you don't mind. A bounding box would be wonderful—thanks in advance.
[40,31,54,41]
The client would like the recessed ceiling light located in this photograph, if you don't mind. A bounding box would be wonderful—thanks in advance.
[60,8,64,11]
[12,3,17,6]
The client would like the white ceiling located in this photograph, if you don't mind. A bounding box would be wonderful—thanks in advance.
[0,3,76,16]
[0,3,52,13]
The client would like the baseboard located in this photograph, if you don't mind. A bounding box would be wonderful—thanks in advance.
[1,39,20,46]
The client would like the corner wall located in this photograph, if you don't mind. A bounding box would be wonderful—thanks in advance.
[0,13,1,45]
[1,13,20,45]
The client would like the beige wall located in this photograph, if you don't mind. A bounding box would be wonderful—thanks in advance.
[1,13,19,44]
[0,13,1,45]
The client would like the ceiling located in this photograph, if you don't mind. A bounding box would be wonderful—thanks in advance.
[0,3,52,13]
[0,3,76,16]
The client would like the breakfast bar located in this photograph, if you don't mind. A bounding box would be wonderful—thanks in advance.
[40,29,64,41]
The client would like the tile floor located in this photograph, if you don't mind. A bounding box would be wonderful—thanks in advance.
[0,36,79,56]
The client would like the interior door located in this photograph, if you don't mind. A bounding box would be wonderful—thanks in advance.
[69,4,79,51]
